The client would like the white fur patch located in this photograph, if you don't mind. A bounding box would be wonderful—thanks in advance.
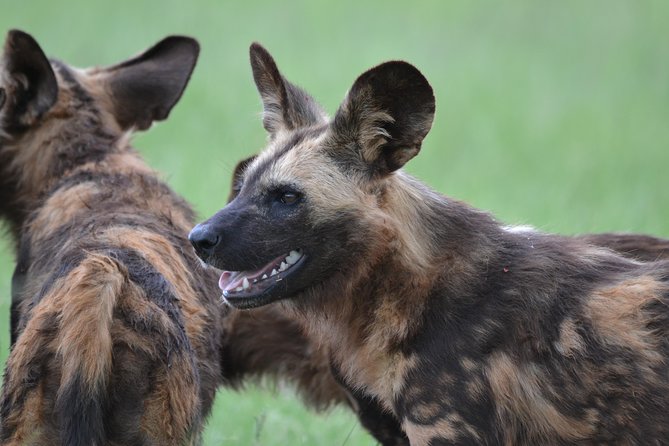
[502,224,537,234]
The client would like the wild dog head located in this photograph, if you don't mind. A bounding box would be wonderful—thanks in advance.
[190,43,435,309]
[0,29,198,232]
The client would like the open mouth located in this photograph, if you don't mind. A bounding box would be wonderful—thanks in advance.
[218,249,305,308]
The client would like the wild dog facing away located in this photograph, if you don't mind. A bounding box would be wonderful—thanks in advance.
[191,43,669,445]
[0,30,223,445]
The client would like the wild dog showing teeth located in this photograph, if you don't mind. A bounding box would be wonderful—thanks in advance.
[191,43,669,445]
[221,162,669,446]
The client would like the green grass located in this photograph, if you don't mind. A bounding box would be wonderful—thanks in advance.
[1,1,669,444]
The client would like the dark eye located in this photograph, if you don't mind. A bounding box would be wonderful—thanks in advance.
[280,191,300,205]
[0,88,6,109]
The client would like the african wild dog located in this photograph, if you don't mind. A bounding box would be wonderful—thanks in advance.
[0,30,224,445]
[231,154,669,446]
[228,154,669,446]
[191,43,669,445]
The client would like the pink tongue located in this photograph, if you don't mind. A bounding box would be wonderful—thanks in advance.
[218,271,236,291]
[217,253,287,292]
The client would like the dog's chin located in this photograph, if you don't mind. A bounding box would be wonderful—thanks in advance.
[214,249,307,309]
[222,285,291,309]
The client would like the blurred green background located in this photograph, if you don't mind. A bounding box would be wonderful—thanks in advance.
[1,0,668,444]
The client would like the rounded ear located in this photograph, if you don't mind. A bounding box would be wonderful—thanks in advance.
[331,61,435,175]
[1,30,58,130]
[101,36,200,131]
[250,43,326,137]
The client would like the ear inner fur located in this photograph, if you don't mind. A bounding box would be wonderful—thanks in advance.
[331,61,435,175]
[1,30,58,131]
[249,42,327,136]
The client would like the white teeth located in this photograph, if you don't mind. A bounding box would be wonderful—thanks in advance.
[242,277,250,290]
[262,274,268,280]
[271,269,278,277]
[279,262,288,272]
[235,286,243,292]
[286,250,302,265]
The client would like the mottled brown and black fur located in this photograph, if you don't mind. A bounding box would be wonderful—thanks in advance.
[230,155,669,446]
[192,44,669,445]
[0,30,224,445]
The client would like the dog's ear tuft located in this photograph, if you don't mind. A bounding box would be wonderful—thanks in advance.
[331,61,435,175]
[227,155,257,203]
[1,30,58,127]
[102,36,199,131]
[250,43,326,137]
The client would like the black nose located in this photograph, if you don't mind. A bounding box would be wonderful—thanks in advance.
[188,224,221,256]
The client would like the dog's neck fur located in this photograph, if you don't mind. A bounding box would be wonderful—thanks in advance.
[288,171,504,403]
[0,84,143,242]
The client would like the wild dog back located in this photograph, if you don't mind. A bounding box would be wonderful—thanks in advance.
[0,30,221,445]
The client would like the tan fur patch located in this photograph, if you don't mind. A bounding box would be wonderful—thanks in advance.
[466,376,486,400]
[486,351,596,444]
[412,402,442,421]
[26,182,98,240]
[80,68,127,134]
[460,357,478,372]
[75,151,155,178]
[403,416,460,446]
[5,308,58,395]
[99,227,208,346]
[140,355,199,445]
[379,173,441,272]
[586,276,665,361]
[55,254,122,392]
[555,317,585,358]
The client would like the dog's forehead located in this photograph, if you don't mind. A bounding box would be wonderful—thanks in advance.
[51,60,88,88]
[247,126,331,187]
